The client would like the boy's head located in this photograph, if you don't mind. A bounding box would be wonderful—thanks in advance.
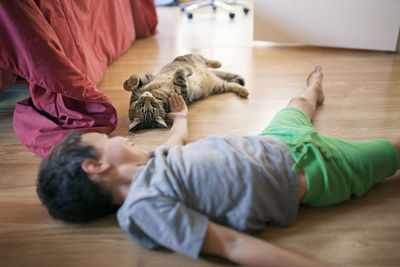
[36,132,120,223]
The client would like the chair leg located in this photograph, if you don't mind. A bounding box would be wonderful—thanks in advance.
[180,0,214,19]
[179,0,245,19]
[184,0,214,12]
[219,0,250,14]
[180,0,211,9]
[213,0,235,19]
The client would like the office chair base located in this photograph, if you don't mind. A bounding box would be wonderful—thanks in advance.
[180,0,249,20]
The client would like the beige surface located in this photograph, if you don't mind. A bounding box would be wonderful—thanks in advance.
[1,3,400,266]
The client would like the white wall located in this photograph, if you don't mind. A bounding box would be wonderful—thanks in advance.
[254,0,400,51]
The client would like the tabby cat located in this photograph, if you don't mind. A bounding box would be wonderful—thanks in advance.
[123,54,249,131]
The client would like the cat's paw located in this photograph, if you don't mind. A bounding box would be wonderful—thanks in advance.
[207,60,222,69]
[235,87,249,98]
[232,75,245,86]
[213,61,222,68]
[123,75,140,91]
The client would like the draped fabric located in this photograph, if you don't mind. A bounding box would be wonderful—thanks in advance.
[0,0,157,157]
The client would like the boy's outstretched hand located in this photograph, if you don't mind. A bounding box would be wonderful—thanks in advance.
[164,93,188,146]
[167,93,188,120]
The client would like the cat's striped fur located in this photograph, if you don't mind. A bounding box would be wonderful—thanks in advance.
[123,54,249,131]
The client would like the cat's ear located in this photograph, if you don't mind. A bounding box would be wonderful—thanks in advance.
[154,117,167,128]
[128,118,142,131]
[123,75,140,92]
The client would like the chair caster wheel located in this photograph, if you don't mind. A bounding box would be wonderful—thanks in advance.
[243,8,249,14]
[229,13,235,19]
[187,13,193,19]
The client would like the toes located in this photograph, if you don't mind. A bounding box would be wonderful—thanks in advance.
[307,65,323,86]
[306,72,313,86]
[315,65,323,77]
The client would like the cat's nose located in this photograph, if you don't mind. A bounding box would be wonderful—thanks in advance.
[142,92,152,97]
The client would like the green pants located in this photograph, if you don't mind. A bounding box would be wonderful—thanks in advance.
[260,107,399,207]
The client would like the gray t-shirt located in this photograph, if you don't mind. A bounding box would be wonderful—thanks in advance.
[117,135,299,258]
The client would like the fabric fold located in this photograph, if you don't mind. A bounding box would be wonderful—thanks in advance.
[0,0,157,158]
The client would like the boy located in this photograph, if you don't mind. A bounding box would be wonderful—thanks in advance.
[37,66,399,266]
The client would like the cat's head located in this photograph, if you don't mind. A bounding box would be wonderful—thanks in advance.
[123,75,167,131]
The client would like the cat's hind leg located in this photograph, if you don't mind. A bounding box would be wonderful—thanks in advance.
[205,59,222,69]
[212,70,245,86]
[211,79,249,98]
[226,82,249,98]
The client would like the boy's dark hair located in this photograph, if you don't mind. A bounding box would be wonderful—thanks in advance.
[37,132,119,223]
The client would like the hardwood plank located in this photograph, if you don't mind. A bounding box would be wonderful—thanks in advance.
[1,2,399,266]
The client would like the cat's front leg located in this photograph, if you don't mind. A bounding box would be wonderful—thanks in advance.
[173,68,192,104]
[138,73,156,86]
[123,75,140,92]
[123,73,155,91]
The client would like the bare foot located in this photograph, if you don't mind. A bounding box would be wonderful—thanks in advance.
[307,65,325,105]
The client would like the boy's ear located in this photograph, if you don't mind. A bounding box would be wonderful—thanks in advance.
[81,159,110,175]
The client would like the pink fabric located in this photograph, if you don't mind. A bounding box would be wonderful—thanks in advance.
[0,0,157,158]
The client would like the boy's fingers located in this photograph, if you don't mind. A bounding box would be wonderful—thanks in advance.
[177,95,184,106]
[174,95,179,105]
[169,98,176,111]
[172,95,177,108]
[168,94,186,110]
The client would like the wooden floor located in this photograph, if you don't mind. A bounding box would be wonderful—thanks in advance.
[1,3,400,266]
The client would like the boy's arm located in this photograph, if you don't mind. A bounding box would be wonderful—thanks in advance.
[164,94,188,147]
[201,222,327,267]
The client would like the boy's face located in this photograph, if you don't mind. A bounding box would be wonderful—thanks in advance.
[81,133,149,167]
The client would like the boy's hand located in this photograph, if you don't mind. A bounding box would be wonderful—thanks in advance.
[167,93,188,120]
[164,93,188,146]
